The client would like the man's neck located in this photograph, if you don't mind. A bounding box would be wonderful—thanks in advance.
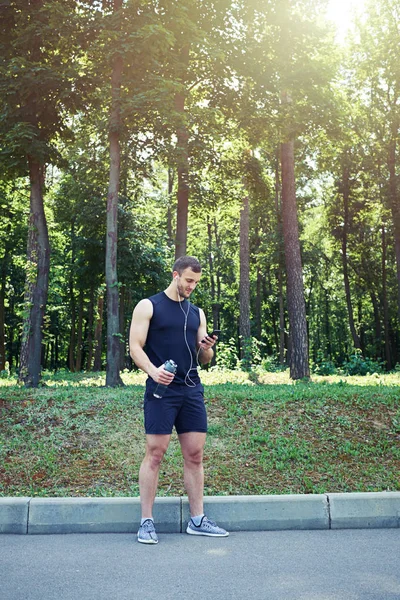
[164,284,185,302]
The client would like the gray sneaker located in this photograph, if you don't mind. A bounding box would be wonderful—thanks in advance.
[186,516,229,537]
[137,519,158,544]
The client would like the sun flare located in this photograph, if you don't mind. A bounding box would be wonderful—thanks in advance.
[326,0,367,41]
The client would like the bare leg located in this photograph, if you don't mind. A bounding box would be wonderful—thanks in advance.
[178,432,207,517]
[139,434,170,519]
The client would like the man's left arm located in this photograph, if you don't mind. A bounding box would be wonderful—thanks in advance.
[196,308,217,365]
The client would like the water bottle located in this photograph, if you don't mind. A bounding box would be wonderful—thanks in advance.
[153,359,177,398]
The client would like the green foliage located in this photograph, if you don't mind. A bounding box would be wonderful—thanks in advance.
[260,355,287,373]
[311,350,337,376]
[341,350,385,377]
[215,338,240,371]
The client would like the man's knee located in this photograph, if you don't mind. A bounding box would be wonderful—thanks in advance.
[183,446,204,466]
[145,443,168,469]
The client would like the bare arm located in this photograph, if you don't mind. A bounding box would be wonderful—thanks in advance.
[129,299,175,385]
[196,308,216,365]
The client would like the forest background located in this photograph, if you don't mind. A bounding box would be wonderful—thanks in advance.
[1,0,400,388]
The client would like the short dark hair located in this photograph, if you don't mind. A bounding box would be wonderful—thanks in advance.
[173,255,202,275]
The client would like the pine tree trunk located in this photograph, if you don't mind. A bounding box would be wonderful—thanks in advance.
[280,139,310,380]
[18,158,50,387]
[167,168,174,244]
[213,216,222,327]
[174,45,190,260]
[239,195,251,367]
[0,256,6,371]
[255,266,262,340]
[381,225,392,369]
[75,289,84,372]
[341,165,361,350]
[369,291,382,360]
[68,231,76,372]
[274,156,286,365]
[105,0,124,387]
[119,283,126,371]
[207,220,218,366]
[387,121,400,325]
[93,292,104,372]
[86,286,95,371]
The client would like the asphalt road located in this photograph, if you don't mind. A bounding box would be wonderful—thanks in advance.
[1,529,400,600]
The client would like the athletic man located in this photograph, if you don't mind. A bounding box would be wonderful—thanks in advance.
[129,255,229,544]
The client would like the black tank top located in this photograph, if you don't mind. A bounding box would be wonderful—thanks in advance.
[145,291,201,387]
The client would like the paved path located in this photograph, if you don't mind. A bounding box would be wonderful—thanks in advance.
[1,529,400,600]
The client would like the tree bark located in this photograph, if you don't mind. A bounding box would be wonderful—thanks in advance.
[0,250,6,371]
[68,220,76,372]
[75,289,84,372]
[381,225,392,369]
[174,44,190,259]
[93,292,104,372]
[274,156,286,365]
[280,139,310,379]
[119,282,126,371]
[239,195,251,366]
[18,158,50,387]
[105,0,124,387]
[86,285,95,371]
[167,168,174,244]
[341,164,361,351]
[387,119,400,325]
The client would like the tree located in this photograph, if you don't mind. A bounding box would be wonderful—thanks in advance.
[0,0,87,386]
[105,0,124,387]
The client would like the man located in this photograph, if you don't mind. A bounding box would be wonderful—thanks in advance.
[129,255,229,544]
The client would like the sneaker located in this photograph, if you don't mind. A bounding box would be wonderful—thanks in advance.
[137,519,158,544]
[186,516,229,537]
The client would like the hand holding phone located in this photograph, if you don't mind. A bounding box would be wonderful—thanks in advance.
[202,329,221,344]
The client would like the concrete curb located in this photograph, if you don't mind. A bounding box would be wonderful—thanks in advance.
[1,492,399,534]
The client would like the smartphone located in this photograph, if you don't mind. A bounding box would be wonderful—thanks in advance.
[209,329,221,338]
[201,329,221,344]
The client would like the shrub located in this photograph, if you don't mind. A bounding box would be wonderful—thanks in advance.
[311,351,337,376]
[341,350,384,376]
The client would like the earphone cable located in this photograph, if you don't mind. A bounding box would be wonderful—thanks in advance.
[176,279,198,388]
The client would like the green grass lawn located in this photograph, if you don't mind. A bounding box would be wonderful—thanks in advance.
[1,369,399,497]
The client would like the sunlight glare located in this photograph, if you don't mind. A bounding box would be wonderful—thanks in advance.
[326,0,367,42]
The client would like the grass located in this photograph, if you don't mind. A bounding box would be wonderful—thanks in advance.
[0,369,399,498]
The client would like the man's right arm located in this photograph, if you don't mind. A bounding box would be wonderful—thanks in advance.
[129,299,175,386]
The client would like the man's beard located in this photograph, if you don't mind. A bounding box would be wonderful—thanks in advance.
[177,283,190,299]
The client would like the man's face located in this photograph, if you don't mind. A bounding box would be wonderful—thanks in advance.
[173,267,202,299]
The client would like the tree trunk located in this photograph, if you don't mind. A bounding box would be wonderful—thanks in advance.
[18,158,50,387]
[207,219,218,366]
[280,139,310,380]
[369,291,382,359]
[255,265,262,340]
[239,195,251,367]
[0,254,6,371]
[93,292,104,372]
[341,164,361,350]
[68,223,76,372]
[174,44,190,260]
[119,282,126,371]
[381,225,392,369]
[105,0,124,387]
[274,155,286,365]
[75,289,84,372]
[86,285,95,371]
[167,168,174,244]
[213,216,222,327]
[387,119,400,325]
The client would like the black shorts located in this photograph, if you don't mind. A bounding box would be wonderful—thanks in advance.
[143,381,207,435]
